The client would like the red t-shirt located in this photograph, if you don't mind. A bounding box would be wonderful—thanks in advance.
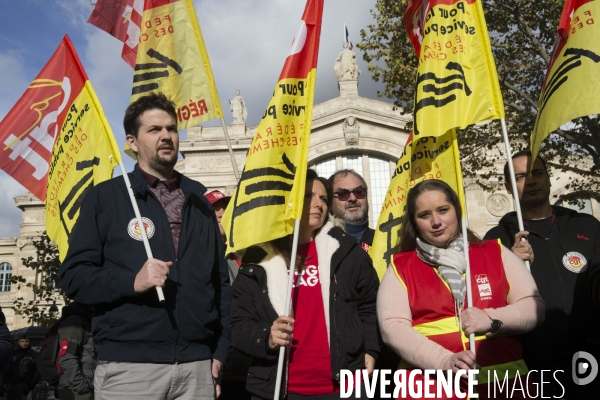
[287,241,339,395]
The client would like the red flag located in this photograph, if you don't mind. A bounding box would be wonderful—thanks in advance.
[88,0,145,68]
[0,37,86,200]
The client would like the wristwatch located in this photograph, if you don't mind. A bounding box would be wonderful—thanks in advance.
[490,319,503,335]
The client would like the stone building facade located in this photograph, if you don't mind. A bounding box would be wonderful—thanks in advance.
[1,46,598,330]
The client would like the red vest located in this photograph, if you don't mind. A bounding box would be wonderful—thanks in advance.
[393,241,531,399]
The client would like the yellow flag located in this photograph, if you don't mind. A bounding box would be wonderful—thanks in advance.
[403,0,504,137]
[531,0,600,160]
[221,0,324,254]
[369,130,464,279]
[124,0,222,156]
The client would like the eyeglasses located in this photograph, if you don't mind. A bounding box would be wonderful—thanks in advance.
[334,187,367,201]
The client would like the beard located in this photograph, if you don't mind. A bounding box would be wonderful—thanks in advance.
[149,152,178,171]
[340,201,368,224]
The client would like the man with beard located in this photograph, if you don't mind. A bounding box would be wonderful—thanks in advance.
[60,92,230,400]
[485,151,600,398]
[328,170,374,252]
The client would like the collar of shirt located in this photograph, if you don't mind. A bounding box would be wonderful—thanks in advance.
[139,167,180,192]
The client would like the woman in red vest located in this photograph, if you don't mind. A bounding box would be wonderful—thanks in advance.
[378,179,545,399]
[230,169,380,400]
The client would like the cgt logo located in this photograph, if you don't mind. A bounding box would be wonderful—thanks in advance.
[572,351,598,385]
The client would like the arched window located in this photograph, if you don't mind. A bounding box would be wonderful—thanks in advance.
[0,263,12,292]
[312,154,394,226]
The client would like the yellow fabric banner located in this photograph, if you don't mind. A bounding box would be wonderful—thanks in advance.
[531,0,600,160]
[127,0,222,157]
[221,0,324,254]
[403,0,504,137]
[369,129,464,279]
[47,81,121,261]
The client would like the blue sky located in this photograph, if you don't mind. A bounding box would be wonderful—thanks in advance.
[0,0,389,238]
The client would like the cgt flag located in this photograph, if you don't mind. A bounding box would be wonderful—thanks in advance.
[369,130,464,279]
[403,0,504,137]
[531,0,600,160]
[88,0,143,68]
[221,0,324,254]
[0,36,121,261]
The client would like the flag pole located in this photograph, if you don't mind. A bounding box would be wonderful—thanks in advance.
[273,219,301,400]
[461,217,476,356]
[116,157,166,302]
[220,117,241,181]
[500,118,530,270]
[451,129,476,355]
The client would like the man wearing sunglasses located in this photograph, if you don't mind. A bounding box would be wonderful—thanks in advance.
[328,169,374,253]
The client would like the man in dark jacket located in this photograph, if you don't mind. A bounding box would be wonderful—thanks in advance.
[3,335,39,400]
[485,151,600,398]
[59,92,231,399]
[56,303,96,400]
[0,307,12,381]
[328,170,375,252]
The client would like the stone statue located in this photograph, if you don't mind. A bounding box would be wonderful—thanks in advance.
[334,42,361,80]
[343,116,360,148]
[343,116,360,132]
[229,90,247,124]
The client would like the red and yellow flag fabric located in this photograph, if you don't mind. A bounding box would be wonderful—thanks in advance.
[531,0,600,160]
[89,0,223,157]
[369,130,464,279]
[0,36,121,260]
[221,0,324,254]
[88,0,143,68]
[403,0,504,137]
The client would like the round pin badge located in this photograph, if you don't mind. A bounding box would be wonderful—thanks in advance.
[127,217,155,241]
[562,251,588,273]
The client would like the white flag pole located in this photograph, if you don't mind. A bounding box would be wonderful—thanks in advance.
[500,118,530,270]
[461,217,476,355]
[116,158,165,302]
[219,117,241,181]
[273,219,301,400]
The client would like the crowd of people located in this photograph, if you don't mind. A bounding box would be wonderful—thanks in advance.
[4,91,588,399]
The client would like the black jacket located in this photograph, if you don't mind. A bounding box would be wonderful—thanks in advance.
[484,206,600,365]
[0,307,12,378]
[57,303,96,395]
[230,222,380,399]
[59,165,231,364]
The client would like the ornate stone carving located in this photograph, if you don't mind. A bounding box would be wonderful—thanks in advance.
[343,116,360,148]
[486,193,511,217]
[334,42,360,80]
[229,90,247,125]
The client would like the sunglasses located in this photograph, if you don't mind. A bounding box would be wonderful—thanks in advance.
[334,187,367,201]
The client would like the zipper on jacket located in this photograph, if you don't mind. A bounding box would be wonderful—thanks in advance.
[146,188,190,364]
[333,274,341,382]
[173,193,191,363]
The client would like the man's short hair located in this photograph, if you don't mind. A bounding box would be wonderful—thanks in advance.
[503,150,548,183]
[327,169,368,191]
[123,92,177,138]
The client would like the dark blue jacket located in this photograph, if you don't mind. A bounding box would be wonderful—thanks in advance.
[59,165,231,364]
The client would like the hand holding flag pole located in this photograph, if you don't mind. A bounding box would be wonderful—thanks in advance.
[117,158,166,302]
[500,119,530,271]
